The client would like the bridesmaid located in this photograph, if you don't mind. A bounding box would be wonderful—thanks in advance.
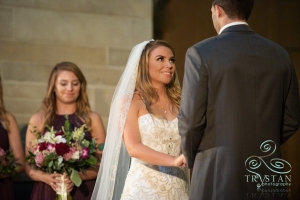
[25,62,106,200]
[0,75,25,200]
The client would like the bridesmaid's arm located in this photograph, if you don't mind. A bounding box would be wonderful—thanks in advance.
[0,112,24,179]
[24,112,62,191]
[7,112,25,174]
[79,111,106,181]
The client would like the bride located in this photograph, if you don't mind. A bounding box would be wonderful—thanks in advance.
[92,40,189,200]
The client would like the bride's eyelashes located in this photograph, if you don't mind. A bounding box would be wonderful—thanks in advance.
[156,56,175,63]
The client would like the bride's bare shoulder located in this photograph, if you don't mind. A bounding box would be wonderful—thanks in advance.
[131,92,146,110]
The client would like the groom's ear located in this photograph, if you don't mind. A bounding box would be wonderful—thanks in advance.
[215,5,225,18]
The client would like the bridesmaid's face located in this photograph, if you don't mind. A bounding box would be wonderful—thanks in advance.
[54,70,81,104]
[148,46,175,88]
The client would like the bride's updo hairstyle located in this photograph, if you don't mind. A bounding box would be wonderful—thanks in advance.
[42,61,92,128]
[135,40,181,116]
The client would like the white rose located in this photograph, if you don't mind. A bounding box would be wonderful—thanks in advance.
[71,151,80,160]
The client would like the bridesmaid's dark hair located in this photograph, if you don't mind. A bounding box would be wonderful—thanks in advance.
[42,62,92,129]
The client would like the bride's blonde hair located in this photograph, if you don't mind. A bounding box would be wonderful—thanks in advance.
[135,40,181,116]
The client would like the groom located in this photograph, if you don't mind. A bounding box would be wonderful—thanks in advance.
[178,0,300,199]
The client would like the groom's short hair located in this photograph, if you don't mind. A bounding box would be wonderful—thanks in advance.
[212,0,254,21]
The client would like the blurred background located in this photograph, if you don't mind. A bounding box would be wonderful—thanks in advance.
[0,0,299,199]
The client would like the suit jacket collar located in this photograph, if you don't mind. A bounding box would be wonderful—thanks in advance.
[220,24,253,34]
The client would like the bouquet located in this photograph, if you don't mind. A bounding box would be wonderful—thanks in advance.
[25,115,104,200]
[0,147,19,175]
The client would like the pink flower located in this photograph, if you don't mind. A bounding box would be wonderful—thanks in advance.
[0,148,5,157]
[47,143,55,151]
[63,147,76,161]
[35,152,44,167]
[32,145,39,154]
[81,148,89,159]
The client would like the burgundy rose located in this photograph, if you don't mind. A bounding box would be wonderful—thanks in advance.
[0,148,5,156]
[38,142,48,151]
[55,131,64,136]
[55,143,70,156]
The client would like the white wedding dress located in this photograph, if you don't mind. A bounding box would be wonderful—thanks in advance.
[121,114,189,200]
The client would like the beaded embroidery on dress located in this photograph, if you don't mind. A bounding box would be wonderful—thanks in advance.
[121,114,189,200]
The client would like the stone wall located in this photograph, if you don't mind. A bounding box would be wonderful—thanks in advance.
[0,0,153,131]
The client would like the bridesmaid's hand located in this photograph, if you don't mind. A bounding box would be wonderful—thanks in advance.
[47,172,62,192]
[63,175,74,193]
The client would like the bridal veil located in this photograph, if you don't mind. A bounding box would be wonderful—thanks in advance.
[91,40,151,200]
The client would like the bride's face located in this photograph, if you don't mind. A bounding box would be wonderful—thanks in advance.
[148,46,175,88]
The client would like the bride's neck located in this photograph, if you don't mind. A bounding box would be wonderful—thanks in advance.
[155,86,167,97]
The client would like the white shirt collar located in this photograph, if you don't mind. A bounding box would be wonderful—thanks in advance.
[219,22,248,34]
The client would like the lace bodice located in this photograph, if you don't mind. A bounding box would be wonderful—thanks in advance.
[121,114,189,200]
[138,114,181,156]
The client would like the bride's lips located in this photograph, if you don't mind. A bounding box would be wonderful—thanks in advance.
[161,71,173,76]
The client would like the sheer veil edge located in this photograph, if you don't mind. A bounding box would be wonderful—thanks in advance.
[91,40,151,200]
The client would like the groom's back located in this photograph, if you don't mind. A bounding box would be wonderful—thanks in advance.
[194,25,296,150]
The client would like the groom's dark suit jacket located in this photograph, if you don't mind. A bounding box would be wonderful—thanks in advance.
[179,25,300,199]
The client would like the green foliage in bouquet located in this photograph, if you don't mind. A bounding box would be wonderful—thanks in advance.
[0,148,19,175]
[25,115,104,187]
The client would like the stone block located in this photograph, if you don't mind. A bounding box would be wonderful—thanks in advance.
[0,7,12,22]
[131,19,153,46]
[0,0,151,17]
[3,98,41,114]
[1,61,53,82]
[2,82,46,99]
[13,114,31,129]
[81,67,123,86]
[0,41,106,65]
[13,8,138,48]
[94,87,115,116]
[109,48,131,66]
[0,22,11,37]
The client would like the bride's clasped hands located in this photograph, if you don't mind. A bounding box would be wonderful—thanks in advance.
[173,154,187,167]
